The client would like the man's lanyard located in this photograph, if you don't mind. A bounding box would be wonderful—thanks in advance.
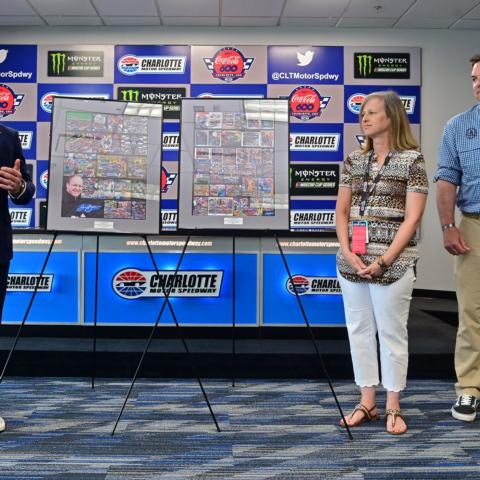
[359,150,393,217]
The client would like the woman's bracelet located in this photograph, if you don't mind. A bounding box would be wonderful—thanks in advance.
[377,255,389,271]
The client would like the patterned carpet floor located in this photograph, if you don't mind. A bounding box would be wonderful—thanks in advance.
[0,378,479,479]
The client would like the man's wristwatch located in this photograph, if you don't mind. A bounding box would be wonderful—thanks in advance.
[441,223,455,232]
[9,179,26,199]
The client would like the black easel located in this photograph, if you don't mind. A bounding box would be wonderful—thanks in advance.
[231,235,236,388]
[0,232,58,383]
[91,234,100,389]
[273,233,353,440]
[111,234,220,435]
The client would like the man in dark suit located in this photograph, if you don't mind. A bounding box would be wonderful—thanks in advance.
[0,123,35,433]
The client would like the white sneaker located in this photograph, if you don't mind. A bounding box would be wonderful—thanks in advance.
[0,416,5,433]
[451,395,479,422]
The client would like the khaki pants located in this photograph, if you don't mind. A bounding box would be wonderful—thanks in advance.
[455,215,480,396]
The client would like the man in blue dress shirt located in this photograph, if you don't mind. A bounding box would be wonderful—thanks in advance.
[435,53,480,422]
[0,122,36,433]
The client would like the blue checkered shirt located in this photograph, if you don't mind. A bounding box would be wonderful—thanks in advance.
[434,103,480,213]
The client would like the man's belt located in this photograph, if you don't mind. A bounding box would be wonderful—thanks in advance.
[462,212,480,219]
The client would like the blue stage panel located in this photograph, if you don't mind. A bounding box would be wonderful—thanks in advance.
[84,252,257,325]
[262,253,345,326]
[4,251,79,324]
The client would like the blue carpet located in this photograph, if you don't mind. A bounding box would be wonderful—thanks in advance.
[0,378,479,479]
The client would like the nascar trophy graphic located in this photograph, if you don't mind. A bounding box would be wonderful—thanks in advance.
[46,97,163,235]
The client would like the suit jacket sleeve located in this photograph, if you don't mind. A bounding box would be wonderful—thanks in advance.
[10,131,35,205]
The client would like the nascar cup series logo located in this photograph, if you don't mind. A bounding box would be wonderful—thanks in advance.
[112,268,223,299]
[117,54,186,76]
[161,166,177,193]
[289,86,330,121]
[0,84,24,118]
[203,47,254,82]
[347,93,366,115]
[286,275,341,296]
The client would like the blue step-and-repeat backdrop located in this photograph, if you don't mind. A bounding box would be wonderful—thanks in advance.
[1,43,420,232]
[1,43,420,326]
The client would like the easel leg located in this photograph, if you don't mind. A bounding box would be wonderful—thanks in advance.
[0,232,58,383]
[144,234,220,432]
[92,234,100,389]
[111,233,220,435]
[274,233,353,440]
[231,235,236,388]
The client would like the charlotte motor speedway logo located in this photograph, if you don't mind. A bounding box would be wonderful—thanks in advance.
[347,93,366,115]
[10,208,32,227]
[40,170,48,189]
[40,92,110,113]
[7,274,53,292]
[290,210,336,230]
[162,132,179,150]
[112,268,223,299]
[203,47,254,82]
[18,130,33,150]
[290,133,340,151]
[348,93,415,115]
[117,54,187,76]
[286,275,341,295]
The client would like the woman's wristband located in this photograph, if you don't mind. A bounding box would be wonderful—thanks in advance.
[377,255,388,271]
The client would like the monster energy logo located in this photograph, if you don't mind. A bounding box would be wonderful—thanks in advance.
[357,54,372,77]
[120,89,140,102]
[50,52,66,75]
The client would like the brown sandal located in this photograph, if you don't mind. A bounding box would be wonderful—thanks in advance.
[385,408,407,435]
[339,403,379,428]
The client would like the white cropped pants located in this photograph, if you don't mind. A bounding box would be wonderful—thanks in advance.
[337,268,415,392]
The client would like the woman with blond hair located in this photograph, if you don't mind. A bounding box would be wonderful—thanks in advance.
[336,91,428,434]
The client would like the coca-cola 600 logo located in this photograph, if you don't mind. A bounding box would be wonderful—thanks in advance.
[203,47,254,82]
[0,84,24,118]
[289,86,330,121]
